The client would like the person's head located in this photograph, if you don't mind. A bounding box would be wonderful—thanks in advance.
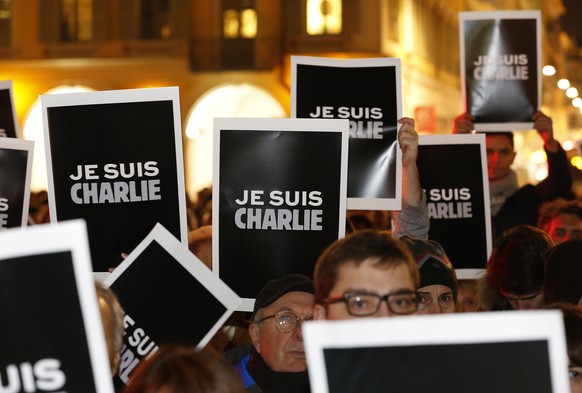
[545,303,582,393]
[544,238,582,305]
[400,236,458,314]
[124,345,244,393]
[188,225,212,269]
[456,279,479,312]
[248,274,314,373]
[95,282,125,377]
[484,132,516,181]
[313,230,419,320]
[487,225,552,310]
[538,199,582,245]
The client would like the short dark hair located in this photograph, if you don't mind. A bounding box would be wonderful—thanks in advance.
[544,238,582,304]
[483,132,515,149]
[545,303,582,366]
[538,198,582,232]
[124,345,244,393]
[313,230,419,304]
[487,225,552,294]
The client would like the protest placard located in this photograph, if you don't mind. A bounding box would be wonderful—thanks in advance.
[104,223,241,385]
[0,220,114,393]
[460,11,541,131]
[418,134,491,278]
[42,87,187,271]
[214,117,348,310]
[292,56,402,210]
[304,311,569,393]
[0,80,19,138]
[0,137,34,229]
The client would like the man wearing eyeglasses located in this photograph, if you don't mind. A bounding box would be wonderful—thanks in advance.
[228,274,314,392]
[313,230,420,320]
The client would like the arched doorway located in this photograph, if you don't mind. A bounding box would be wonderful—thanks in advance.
[184,83,286,197]
[22,85,96,192]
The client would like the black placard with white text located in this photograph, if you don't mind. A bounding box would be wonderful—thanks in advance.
[0,220,114,393]
[0,80,19,138]
[0,138,34,229]
[214,118,348,311]
[304,312,569,393]
[104,223,240,386]
[418,134,491,277]
[460,11,541,131]
[292,56,402,210]
[41,87,187,272]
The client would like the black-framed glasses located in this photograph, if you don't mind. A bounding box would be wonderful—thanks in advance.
[324,290,418,316]
[255,311,312,333]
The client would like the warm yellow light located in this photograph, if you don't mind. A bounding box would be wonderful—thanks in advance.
[185,83,286,140]
[22,85,95,192]
[184,83,286,194]
[240,9,257,38]
[11,81,39,122]
[563,140,575,151]
[558,79,570,89]
[542,65,556,76]
[573,97,582,108]
[403,0,413,54]
[223,9,239,39]
[535,168,548,181]
[307,0,342,35]
[571,156,582,170]
[566,87,579,98]
[530,149,547,165]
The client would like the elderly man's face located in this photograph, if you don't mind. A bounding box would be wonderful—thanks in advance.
[249,291,313,372]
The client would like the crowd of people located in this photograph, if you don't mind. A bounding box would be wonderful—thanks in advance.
[80,109,582,393]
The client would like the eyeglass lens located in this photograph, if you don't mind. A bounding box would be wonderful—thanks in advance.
[346,292,417,315]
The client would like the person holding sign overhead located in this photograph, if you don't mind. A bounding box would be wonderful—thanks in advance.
[391,117,430,240]
[453,110,572,239]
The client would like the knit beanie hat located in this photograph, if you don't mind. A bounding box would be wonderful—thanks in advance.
[399,236,458,300]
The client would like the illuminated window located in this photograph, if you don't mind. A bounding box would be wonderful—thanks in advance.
[60,0,93,42]
[240,9,257,38]
[0,0,11,19]
[184,83,285,194]
[223,9,240,38]
[22,85,96,192]
[222,7,257,39]
[306,0,342,36]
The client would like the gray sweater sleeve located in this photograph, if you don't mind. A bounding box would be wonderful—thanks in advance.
[391,190,429,240]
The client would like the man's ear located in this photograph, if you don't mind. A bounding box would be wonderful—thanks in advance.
[249,323,261,353]
[313,304,327,320]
